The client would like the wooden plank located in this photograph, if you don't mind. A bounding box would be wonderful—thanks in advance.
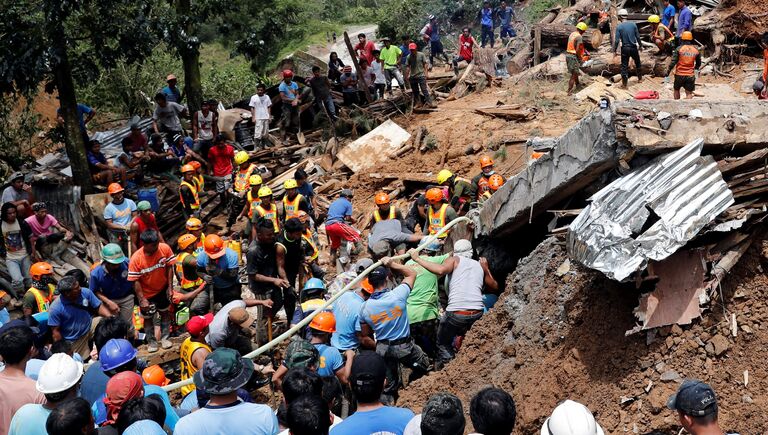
[534,27,542,66]
[343,31,372,104]
[718,148,768,174]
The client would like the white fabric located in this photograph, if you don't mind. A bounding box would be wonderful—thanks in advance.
[446,256,484,312]
[249,94,272,120]
[196,110,214,140]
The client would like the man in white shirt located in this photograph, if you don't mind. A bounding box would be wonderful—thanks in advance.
[249,84,272,148]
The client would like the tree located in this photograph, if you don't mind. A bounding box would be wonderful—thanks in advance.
[0,0,158,194]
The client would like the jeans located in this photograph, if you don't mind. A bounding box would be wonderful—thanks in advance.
[429,40,449,65]
[375,339,430,403]
[384,67,405,91]
[185,284,212,316]
[342,92,358,106]
[408,76,431,105]
[620,45,642,82]
[5,255,31,298]
[316,94,337,120]
[437,311,483,363]
[452,55,469,74]
[500,25,516,38]
[481,25,494,47]
[410,318,439,358]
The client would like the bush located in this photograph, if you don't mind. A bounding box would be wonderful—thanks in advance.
[0,94,40,168]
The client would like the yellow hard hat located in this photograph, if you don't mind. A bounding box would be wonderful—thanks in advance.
[234,151,249,165]
[436,169,453,185]
[249,174,263,186]
[284,179,298,189]
[576,22,588,31]
[681,31,693,41]
[258,186,273,197]
[648,15,660,23]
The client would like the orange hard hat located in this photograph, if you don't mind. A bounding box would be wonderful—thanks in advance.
[681,31,693,41]
[425,187,444,202]
[479,156,494,168]
[309,311,336,333]
[374,192,390,205]
[296,210,309,223]
[488,174,504,191]
[177,233,198,250]
[360,278,374,294]
[142,365,170,386]
[180,164,195,173]
[189,161,202,170]
[30,262,54,280]
[203,234,226,259]
[107,183,124,195]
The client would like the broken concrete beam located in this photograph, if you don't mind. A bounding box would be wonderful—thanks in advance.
[615,100,768,153]
[477,109,620,239]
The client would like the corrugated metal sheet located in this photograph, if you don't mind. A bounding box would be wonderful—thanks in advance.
[91,117,153,158]
[32,185,82,234]
[567,139,734,281]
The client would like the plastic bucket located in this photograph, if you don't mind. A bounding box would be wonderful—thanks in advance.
[137,188,159,212]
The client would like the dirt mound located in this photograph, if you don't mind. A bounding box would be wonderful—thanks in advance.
[398,237,768,434]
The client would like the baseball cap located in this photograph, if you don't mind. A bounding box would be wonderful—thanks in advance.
[667,380,718,417]
[137,201,152,211]
[367,266,389,286]
[284,338,319,369]
[351,351,387,388]
[186,313,214,337]
[409,42,418,50]
[194,348,254,395]
[228,308,255,331]
[340,189,353,198]
[371,240,390,256]
[166,74,177,81]
[355,258,374,274]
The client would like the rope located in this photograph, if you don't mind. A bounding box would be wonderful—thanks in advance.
[162,216,471,392]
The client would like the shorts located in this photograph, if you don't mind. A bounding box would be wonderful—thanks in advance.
[566,54,581,74]
[325,221,361,250]
[148,291,171,312]
[674,74,695,92]
[214,177,232,194]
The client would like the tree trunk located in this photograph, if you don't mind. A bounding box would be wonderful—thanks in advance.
[537,24,603,50]
[51,24,94,195]
[343,31,372,104]
[580,50,670,77]
[507,45,532,74]
[177,0,202,113]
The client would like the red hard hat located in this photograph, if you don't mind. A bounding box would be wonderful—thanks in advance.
[282,69,294,78]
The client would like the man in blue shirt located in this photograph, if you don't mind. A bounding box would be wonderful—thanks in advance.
[661,0,676,28]
[294,169,316,219]
[324,189,362,272]
[308,312,353,385]
[497,1,516,43]
[48,275,111,360]
[358,258,430,404]
[56,102,95,143]
[478,1,495,48]
[676,0,692,44]
[196,234,241,307]
[331,278,372,350]
[103,185,136,252]
[613,9,643,89]
[279,69,303,142]
[162,74,184,103]
[330,351,414,435]
[91,244,136,337]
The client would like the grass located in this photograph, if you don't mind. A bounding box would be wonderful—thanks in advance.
[523,0,570,23]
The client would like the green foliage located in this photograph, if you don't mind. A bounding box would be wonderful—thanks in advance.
[523,0,569,23]
[0,95,39,167]
[375,0,470,42]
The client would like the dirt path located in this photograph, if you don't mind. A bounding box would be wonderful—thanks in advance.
[306,24,378,65]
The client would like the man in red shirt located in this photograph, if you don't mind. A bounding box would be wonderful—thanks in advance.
[452,27,476,75]
[206,134,235,207]
[354,33,376,65]
[129,201,165,253]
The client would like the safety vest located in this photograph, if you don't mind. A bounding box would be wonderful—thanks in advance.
[179,181,200,210]
[176,252,203,290]
[675,45,699,77]
[194,232,206,250]
[255,203,280,233]
[654,24,674,42]
[476,176,490,199]
[481,191,492,201]
[179,337,212,396]
[246,190,262,219]
[373,207,396,223]
[302,230,319,262]
[193,174,205,192]
[26,286,53,313]
[428,203,449,239]
[233,164,257,193]
[567,31,584,57]
[282,194,305,221]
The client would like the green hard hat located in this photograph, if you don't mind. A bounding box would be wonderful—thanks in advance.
[102,243,127,264]
[137,200,152,211]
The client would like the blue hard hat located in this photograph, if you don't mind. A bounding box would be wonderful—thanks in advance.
[184,137,195,148]
[99,338,138,371]
[303,278,326,291]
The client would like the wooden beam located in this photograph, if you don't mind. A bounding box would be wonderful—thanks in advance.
[534,27,542,66]
[343,31,373,104]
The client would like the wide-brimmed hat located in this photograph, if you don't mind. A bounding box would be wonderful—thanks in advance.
[193,348,254,394]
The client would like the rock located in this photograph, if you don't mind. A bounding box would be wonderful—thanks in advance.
[710,334,730,356]
[556,259,571,277]
[705,342,715,356]
[640,359,653,370]
[665,336,675,350]
[694,337,705,347]
[742,394,753,404]
[700,332,711,342]
[670,324,683,335]
[655,362,667,373]
[660,370,681,382]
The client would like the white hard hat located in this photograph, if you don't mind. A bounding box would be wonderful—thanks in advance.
[36,353,84,394]
[540,400,605,435]
[617,8,628,16]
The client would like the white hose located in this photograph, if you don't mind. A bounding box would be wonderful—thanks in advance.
[162,216,471,392]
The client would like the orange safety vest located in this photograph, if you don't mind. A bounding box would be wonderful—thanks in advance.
[193,174,205,192]
[476,176,490,199]
[179,337,212,396]
[233,164,257,193]
[27,286,53,313]
[176,252,203,290]
[255,203,280,233]
[179,181,200,210]
[246,190,262,219]
[373,207,396,223]
[654,23,674,42]
[428,203,449,239]
[675,44,699,77]
[282,193,305,221]
[567,31,584,57]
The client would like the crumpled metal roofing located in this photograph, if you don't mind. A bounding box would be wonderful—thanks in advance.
[567,139,734,281]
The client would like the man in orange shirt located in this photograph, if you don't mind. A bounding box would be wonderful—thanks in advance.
[666,31,700,99]
[128,229,176,353]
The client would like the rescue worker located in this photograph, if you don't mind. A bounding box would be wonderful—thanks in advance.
[289,278,327,338]
[197,234,242,308]
[297,211,323,279]
[331,278,373,351]
[480,174,505,202]
[325,189,363,272]
[238,174,263,242]
[252,186,280,237]
[369,192,404,229]
[405,240,446,358]
[566,22,588,95]
[276,218,306,320]
[142,364,170,387]
[281,179,310,223]
[129,201,164,254]
[90,244,136,337]
[471,156,505,201]
[358,258,430,405]
[189,160,206,195]
[425,187,458,241]
[185,217,206,250]
[174,234,208,315]
[179,164,201,218]
[648,14,675,55]
[225,150,257,234]
[436,169,475,215]
[179,313,213,398]
[23,261,56,318]
[666,31,701,100]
